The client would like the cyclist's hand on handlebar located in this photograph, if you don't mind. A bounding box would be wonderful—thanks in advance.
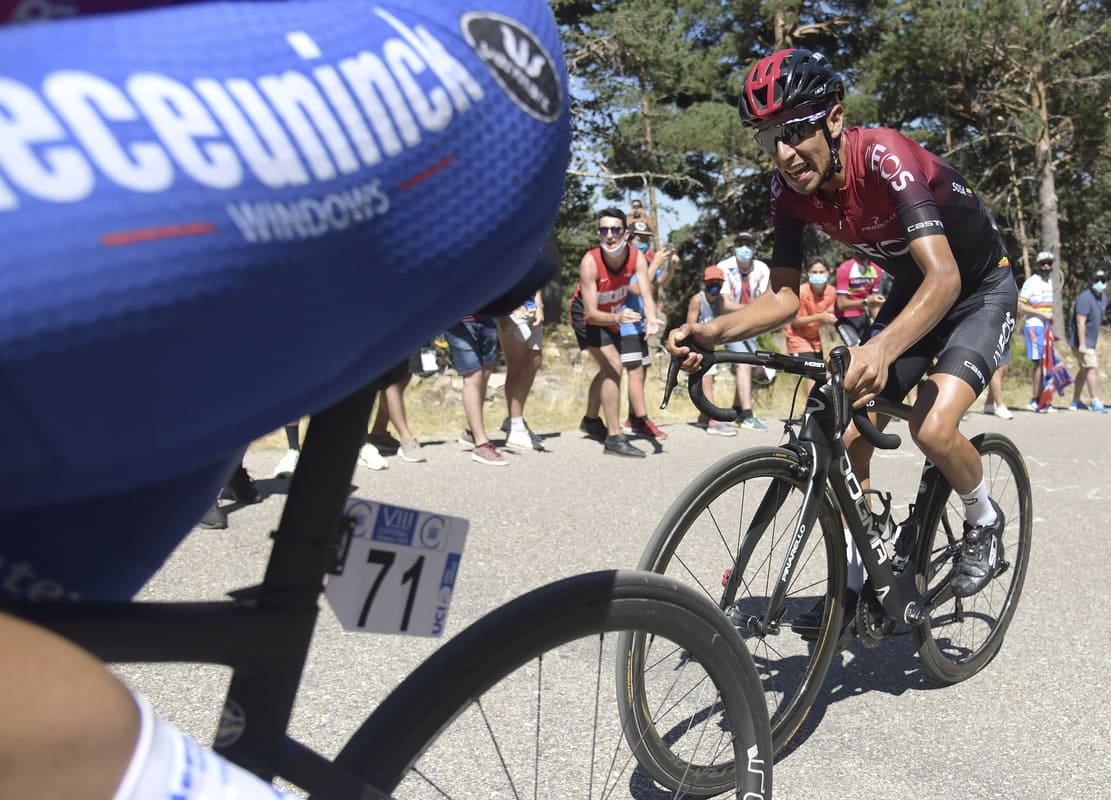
[842,341,893,407]
[666,323,714,371]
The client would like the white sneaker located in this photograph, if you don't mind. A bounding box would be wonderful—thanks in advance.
[706,420,738,437]
[272,448,299,478]
[994,404,1013,419]
[358,443,389,471]
[1026,400,1039,412]
[505,428,535,451]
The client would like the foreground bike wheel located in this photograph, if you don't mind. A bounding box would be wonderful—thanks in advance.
[913,433,1032,683]
[333,570,772,798]
[638,448,846,756]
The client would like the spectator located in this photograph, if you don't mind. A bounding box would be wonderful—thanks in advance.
[199,462,262,530]
[619,272,667,440]
[569,207,660,457]
[686,266,741,436]
[785,258,838,396]
[834,254,885,347]
[1067,267,1108,413]
[717,231,771,431]
[496,288,547,450]
[445,315,506,465]
[365,359,426,464]
[627,197,657,237]
[1018,251,1057,413]
[981,360,1013,419]
[629,220,678,309]
[271,422,302,478]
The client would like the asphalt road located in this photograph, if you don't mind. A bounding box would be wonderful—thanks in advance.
[117,404,1111,799]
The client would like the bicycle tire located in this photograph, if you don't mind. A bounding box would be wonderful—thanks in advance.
[330,570,772,799]
[637,447,846,755]
[912,433,1031,683]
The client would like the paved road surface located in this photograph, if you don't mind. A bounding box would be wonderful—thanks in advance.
[118,406,1111,799]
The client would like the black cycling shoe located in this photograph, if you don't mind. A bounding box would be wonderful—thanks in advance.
[603,434,645,458]
[951,502,1005,598]
[579,415,607,442]
[791,588,858,641]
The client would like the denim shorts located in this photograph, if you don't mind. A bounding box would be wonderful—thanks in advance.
[446,318,500,376]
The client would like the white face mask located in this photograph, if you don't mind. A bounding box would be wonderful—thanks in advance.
[601,240,628,257]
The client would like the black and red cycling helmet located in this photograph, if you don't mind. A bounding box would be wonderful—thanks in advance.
[738,48,844,127]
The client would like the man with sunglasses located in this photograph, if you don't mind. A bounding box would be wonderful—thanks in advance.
[570,208,661,456]
[668,48,1018,610]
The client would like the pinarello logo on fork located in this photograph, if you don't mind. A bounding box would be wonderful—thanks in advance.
[461,12,562,123]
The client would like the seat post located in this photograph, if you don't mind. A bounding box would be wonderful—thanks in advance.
[259,382,377,605]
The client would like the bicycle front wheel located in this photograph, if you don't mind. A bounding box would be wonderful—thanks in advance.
[638,447,846,755]
[333,570,772,799]
[912,433,1032,683]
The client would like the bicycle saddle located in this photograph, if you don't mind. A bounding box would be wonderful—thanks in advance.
[0,0,569,598]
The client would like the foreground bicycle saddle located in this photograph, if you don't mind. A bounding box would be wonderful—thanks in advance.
[0,0,570,601]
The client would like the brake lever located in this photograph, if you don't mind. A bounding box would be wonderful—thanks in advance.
[660,342,714,411]
[827,346,852,440]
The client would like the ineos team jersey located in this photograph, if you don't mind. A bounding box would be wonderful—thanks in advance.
[770,127,1007,293]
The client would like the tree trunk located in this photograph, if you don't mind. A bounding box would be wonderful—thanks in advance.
[640,91,661,239]
[1007,146,1032,280]
[1032,73,1064,339]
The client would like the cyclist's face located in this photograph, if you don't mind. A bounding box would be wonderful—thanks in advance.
[761,104,844,196]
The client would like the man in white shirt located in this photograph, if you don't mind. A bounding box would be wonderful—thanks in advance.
[1017,250,1057,412]
[716,231,772,431]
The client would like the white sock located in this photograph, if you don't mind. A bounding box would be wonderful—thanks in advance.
[510,416,526,433]
[844,529,864,592]
[113,693,296,800]
[959,478,996,527]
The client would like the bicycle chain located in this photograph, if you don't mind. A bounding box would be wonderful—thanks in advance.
[855,581,896,648]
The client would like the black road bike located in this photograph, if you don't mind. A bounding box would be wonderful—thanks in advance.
[633,346,1031,755]
[5,382,773,799]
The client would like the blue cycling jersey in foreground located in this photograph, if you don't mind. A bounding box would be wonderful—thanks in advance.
[0,0,570,599]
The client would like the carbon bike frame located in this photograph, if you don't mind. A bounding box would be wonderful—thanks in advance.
[4,384,390,800]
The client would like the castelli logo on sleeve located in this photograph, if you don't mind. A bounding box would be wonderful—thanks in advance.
[461,13,562,123]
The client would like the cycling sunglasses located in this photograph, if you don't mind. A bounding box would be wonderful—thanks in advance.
[753,108,829,154]
[598,226,626,236]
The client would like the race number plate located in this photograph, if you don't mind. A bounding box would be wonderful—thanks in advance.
[325,499,468,637]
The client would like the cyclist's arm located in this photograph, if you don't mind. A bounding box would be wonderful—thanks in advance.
[847,234,961,403]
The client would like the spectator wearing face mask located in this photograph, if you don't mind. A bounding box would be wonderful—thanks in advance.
[1067,267,1108,413]
[1018,250,1057,412]
[687,265,742,435]
[716,231,772,431]
[786,258,838,397]
[627,198,657,237]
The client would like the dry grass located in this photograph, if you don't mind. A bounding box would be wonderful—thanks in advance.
[252,323,1110,446]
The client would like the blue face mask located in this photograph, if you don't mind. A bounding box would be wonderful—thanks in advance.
[1094,281,1107,293]
[634,241,649,253]
[735,245,754,262]
[808,274,829,287]
[706,284,722,298]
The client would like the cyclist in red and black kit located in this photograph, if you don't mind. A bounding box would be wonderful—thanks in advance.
[668,48,1017,622]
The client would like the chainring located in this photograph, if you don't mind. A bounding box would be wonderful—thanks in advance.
[855,581,896,649]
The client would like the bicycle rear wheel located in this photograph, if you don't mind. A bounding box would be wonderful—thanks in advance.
[332,570,772,798]
[912,433,1032,683]
[637,447,846,755]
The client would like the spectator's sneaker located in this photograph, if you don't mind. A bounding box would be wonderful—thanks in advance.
[1091,399,1108,414]
[505,428,534,451]
[1026,400,1040,412]
[706,420,738,437]
[457,429,475,449]
[222,466,261,504]
[994,404,1013,419]
[627,416,668,440]
[367,432,402,453]
[358,443,389,471]
[603,434,645,458]
[951,503,1005,598]
[739,416,769,432]
[786,588,859,641]
[271,448,300,479]
[579,416,607,442]
[1040,405,1058,414]
[199,502,228,530]
[1069,400,1089,411]
[399,437,427,463]
[471,442,508,466]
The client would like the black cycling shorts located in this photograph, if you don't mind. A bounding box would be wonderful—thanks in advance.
[870,264,1017,401]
